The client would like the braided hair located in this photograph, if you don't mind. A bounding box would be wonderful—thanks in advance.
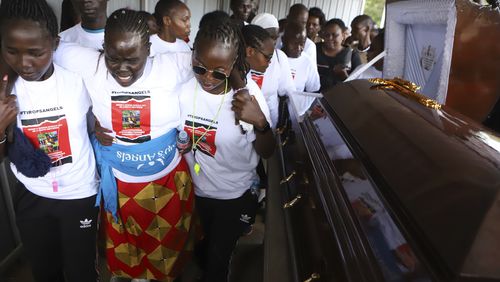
[195,11,249,81]
[0,0,58,38]
[241,24,272,50]
[105,9,150,47]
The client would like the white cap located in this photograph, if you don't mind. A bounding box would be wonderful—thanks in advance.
[251,13,279,29]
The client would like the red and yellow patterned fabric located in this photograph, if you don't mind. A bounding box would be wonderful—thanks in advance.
[104,159,196,281]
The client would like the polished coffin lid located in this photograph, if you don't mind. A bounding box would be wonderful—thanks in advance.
[322,79,500,279]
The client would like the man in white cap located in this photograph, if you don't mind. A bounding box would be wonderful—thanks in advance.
[251,12,280,44]
[250,13,295,127]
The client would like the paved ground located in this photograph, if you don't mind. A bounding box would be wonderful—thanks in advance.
[0,213,265,282]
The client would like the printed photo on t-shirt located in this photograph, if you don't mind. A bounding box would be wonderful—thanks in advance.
[122,110,141,129]
[111,94,151,143]
[21,114,73,166]
[38,131,59,153]
[184,119,218,157]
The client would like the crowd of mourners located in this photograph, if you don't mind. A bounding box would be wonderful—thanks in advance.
[0,0,385,281]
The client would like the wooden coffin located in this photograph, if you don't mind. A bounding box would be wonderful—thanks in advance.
[264,79,500,282]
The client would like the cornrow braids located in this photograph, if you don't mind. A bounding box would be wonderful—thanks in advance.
[0,0,58,38]
[195,12,249,81]
[138,10,153,23]
[241,24,272,50]
[105,9,150,47]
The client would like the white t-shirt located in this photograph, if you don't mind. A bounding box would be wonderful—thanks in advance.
[178,77,271,200]
[10,64,98,200]
[59,23,104,50]
[287,53,321,115]
[248,49,294,127]
[55,42,193,182]
[149,34,191,56]
[276,34,317,65]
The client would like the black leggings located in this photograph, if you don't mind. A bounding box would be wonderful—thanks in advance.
[195,189,258,282]
[14,183,99,282]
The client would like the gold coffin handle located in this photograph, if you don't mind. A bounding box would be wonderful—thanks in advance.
[280,170,296,184]
[304,273,320,282]
[283,194,302,209]
[276,126,286,135]
[281,136,289,146]
[368,77,442,110]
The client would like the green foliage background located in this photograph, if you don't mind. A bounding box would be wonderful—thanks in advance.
[363,0,385,27]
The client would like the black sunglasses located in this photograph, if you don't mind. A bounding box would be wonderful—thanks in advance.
[256,48,273,63]
[192,65,229,81]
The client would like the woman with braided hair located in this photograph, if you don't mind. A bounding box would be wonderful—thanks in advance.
[177,12,275,282]
[54,8,196,281]
[0,0,99,281]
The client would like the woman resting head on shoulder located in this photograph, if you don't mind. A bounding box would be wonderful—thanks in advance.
[242,24,275,74]
[177,11,275,282]
[190,11,275,157]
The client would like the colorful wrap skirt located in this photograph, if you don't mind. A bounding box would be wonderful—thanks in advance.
[104,158,196,281]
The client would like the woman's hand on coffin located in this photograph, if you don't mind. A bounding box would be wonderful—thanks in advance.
[0,75,17,133]
[95,119,114,146]
[332,64,350,80]
[231,90,267,129]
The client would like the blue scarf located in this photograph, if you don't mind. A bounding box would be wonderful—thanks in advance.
[8,127,52,178]
[92,129,178,220]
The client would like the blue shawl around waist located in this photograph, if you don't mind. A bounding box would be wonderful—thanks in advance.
[91,129,178,220]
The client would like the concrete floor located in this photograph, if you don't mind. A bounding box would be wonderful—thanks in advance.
[0,214,265,282]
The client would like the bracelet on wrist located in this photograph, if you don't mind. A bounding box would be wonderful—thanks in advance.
[0,134,6,144]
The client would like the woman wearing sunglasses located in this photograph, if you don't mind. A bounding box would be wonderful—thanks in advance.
[177,12,275,282]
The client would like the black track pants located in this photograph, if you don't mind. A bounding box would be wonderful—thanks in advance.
[195,189,258,282]
[14,183,99,282]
